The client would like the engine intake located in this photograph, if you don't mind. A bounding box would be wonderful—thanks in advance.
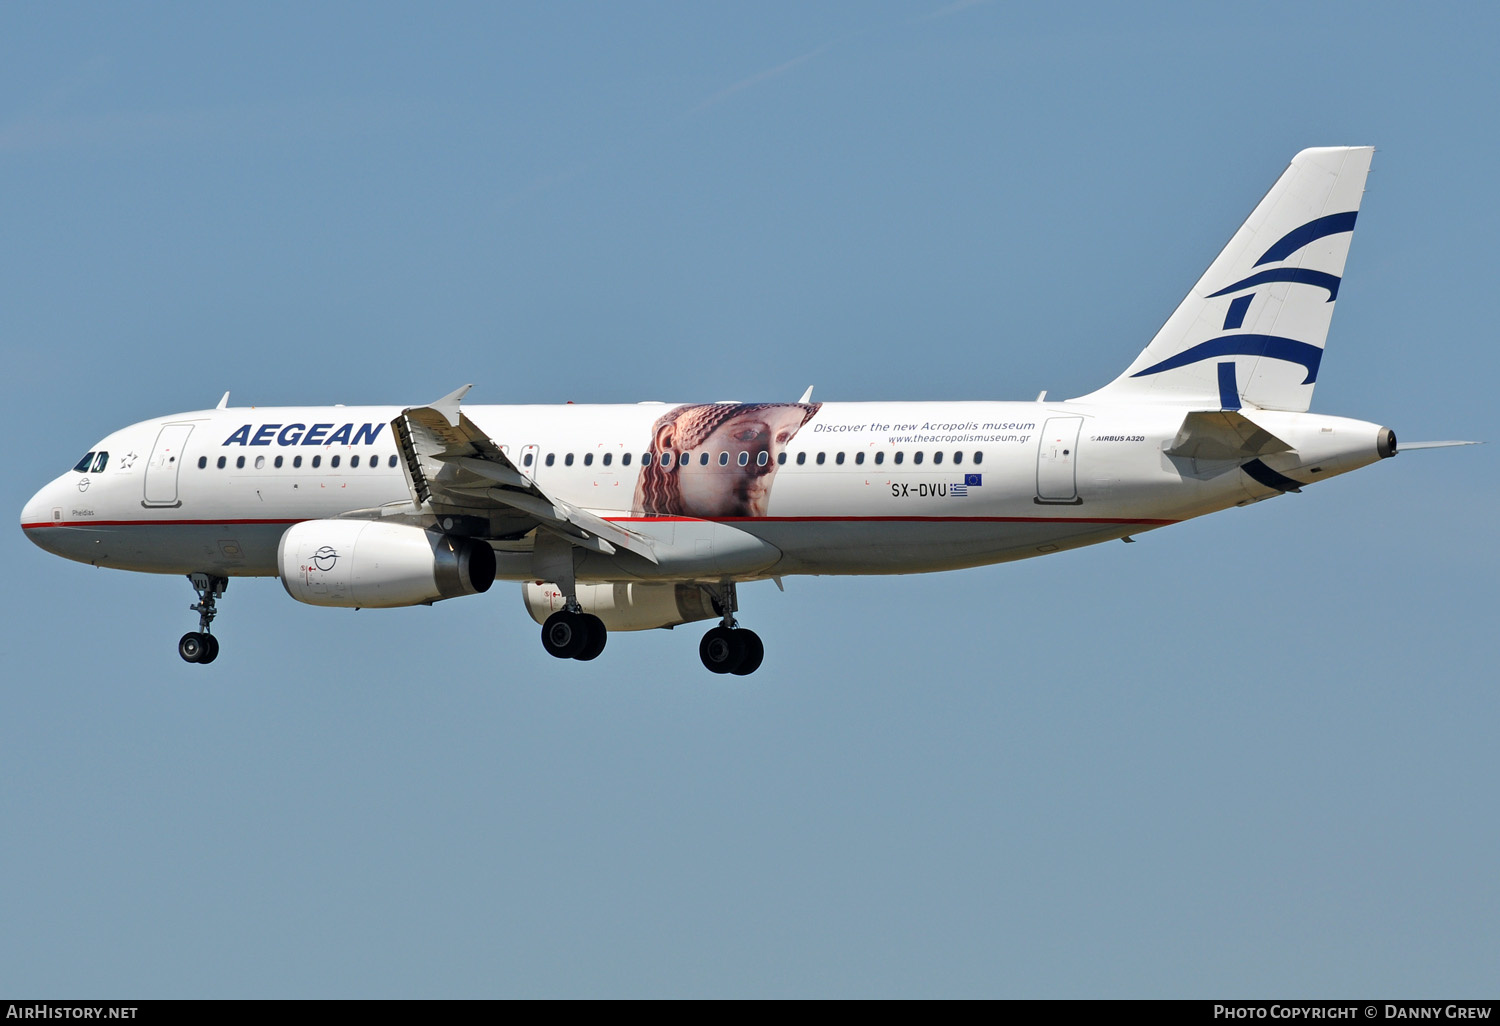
[279,520,495,608]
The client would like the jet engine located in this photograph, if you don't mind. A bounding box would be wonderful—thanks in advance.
[523,581,720,632]
[279,520,496,608]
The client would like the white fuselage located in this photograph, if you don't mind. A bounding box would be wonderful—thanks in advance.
[20,400,1389,584]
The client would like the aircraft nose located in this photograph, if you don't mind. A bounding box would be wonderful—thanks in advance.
[20,477,64,548]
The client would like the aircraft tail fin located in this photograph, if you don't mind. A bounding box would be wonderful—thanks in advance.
[1072,146,1374,412]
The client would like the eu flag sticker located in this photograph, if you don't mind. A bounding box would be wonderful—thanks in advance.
[964,474,982,487]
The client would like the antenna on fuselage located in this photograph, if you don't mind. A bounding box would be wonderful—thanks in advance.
[798,386,814,403]
[216,391,230,410]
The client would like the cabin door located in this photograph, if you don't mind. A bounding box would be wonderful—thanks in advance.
[1035,417,1082,504]
[143,423,194,507]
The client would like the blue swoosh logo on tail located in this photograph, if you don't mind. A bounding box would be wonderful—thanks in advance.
[1208,267,1342,302]
[1254,211,1357,266]
[1130,335,1323,384]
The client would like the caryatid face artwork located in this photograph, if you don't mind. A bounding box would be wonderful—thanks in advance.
[634,403,821,518]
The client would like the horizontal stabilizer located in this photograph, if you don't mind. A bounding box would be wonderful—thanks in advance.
[1397,440,1481,451]
[1164,410,1292,461]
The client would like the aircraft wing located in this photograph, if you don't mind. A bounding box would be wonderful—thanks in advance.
[392,385,657,562]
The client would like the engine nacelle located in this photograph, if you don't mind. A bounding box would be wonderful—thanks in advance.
[279,520,496,608]
[523,581,719,632]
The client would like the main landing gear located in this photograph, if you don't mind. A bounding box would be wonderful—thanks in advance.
[698,582,763,676]
[699,625,763,676]
[535,580,766,675]
[541,608,608,662]
[179,573,227,665]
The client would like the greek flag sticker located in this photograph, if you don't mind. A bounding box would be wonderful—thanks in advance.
[951,473,981,497]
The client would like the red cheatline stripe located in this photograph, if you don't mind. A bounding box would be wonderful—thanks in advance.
[22,518,306,529]
[605,515,1178,525]
[24,514,1179,530]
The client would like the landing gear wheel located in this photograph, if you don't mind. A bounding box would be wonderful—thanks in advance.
[541,611,588,659]
[200,634,220,664]
[729,629,763,676]
[574,614,608,661]
[179,632,206,663]
[700,625,747,674]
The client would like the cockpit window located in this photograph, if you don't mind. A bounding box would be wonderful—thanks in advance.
[74,452,96,473]
[92,452,109,473]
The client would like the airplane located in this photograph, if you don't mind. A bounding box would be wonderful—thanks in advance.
[19,147,1475,675]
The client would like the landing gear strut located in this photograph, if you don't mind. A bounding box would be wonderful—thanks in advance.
[534,533,608,662]
[699,583,764,676]
[179,573,226,664]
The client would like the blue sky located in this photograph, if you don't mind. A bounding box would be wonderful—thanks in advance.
[2,1,1495,997]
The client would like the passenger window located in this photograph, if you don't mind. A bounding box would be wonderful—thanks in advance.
[757,451,768,466]
[874,451,885,465]
[312,455,321,468]
[524,453,534,467]
[660,452,671,468]
[643,452,651,465]
[933,451,943,465]
[389,455,398,468]
[584,453,593,466]
[275,455,284,468]
[855,451,865,465]
[894,452,904,465]
[92,452,109,473]
[370,454,379,468]
[621,453,631,467]
[973,451,984,465]
[216,456,226,469]
[835,452,844,465]
[777,452,787,465]
[700,452,709,466]
[331,455,340,468]
[797,452,806,465]
[564,453,574,467]
[198,457,207,469]
[236,456,246,469]
[816,452,826,465]
[719,452,729,466]
[294,455,303,468]
[351,455,360,468]
[603,452,613,466]
[914,451,924,465]
[680,452,691,467]
[254,455,265,470]
[545,453,555,467]
[73,452,95,473]
[737,451,749,466]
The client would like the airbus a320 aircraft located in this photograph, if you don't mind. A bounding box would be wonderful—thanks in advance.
[20,147,1472,674]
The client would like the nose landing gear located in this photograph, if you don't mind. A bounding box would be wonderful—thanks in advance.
[179,573,227,664]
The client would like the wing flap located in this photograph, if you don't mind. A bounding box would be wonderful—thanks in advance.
[393,387,658,563]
